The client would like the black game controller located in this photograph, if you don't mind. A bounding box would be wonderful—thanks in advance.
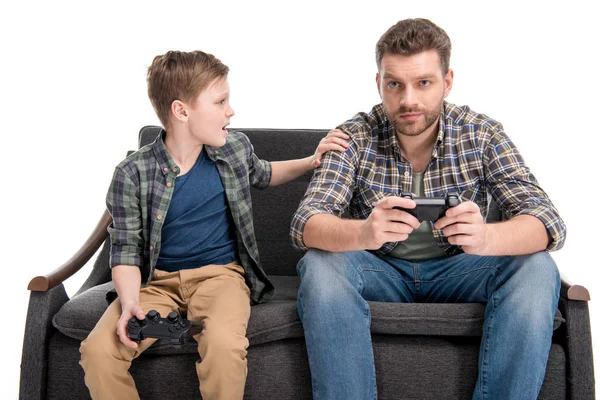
[127,310,202,348]
[394,192,461,222]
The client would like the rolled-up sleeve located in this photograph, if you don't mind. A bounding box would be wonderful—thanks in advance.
[106,167,143,267]
[249,152,272,189]
[485,128,566,251]
[234,132,272,189]
[290,139,358,251]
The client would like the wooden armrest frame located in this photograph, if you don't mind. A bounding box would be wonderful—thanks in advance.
[27,210,112,292]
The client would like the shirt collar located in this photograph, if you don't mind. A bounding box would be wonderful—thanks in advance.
[152,129,181,176]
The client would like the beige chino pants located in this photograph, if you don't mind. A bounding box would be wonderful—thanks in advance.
[79,263,251,400]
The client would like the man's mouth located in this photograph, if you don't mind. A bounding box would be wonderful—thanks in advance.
[398,113,421,121]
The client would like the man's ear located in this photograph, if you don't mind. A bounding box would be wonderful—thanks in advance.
[376,73,382,99]
[171,100,188,122]
[443,69,454,99]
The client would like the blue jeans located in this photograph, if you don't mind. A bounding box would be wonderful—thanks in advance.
[296,250,560,400]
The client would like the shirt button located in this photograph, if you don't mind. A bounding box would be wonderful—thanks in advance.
[166,182,172,188]
[403,171,410,177]
[163,167,169,173]
[157,214,163,220]
[149,245,153,251]
[172,167,178,172]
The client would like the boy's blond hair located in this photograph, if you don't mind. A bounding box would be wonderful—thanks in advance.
[147,50,229,129]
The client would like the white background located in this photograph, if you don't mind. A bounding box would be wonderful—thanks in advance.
[1,1,597,398]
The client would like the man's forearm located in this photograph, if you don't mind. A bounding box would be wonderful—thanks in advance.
[483,215,550,255]
[112,265,142,308]
[303,214,366,252]
[269,158,312,187]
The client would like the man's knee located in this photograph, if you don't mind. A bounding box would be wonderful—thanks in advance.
[516,252,560,292]
[296,250,367,315]
[507,252,560,326]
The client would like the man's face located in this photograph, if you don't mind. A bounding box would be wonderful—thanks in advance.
[185,77,235,147]
[377,50,453,138]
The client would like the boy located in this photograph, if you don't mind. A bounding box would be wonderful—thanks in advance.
[79,50,348,400]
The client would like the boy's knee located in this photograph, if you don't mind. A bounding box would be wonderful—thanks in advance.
[201,327,248,361]
[80,330,132,372]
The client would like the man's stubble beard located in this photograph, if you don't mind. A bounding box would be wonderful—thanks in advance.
[386,100,443,137]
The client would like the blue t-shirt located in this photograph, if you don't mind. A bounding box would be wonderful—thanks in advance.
[156,148,237,272]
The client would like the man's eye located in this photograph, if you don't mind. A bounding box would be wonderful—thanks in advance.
[388,82,399,88]
[420,81,431,87]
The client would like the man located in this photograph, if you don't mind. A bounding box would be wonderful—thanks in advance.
[290,18,565,399]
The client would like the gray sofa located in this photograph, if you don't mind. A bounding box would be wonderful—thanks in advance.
[20,126,595,399]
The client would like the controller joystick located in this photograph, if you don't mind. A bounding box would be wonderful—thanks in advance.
[394,192,461,222]
[167,311,179,323]
[147,310,160,322]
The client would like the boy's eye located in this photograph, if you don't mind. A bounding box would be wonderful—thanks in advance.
[218,99,226,105]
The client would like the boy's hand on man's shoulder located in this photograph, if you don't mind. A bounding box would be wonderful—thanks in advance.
[311,129,350,168]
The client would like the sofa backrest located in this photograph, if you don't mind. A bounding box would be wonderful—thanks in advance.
[136,126,504,278]
[138,126,323,277]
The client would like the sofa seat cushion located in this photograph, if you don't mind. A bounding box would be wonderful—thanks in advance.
[53,275,563,355]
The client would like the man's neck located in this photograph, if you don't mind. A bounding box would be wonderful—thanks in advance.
[397,121,439,173]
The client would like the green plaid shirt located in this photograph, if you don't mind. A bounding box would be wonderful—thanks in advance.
[107,130,274,304]
[291,101,566,255]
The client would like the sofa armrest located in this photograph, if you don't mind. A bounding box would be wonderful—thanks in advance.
[557,276,595,398]
[20,284,70,399]
[560,278,591,301]
[27,210,112,292]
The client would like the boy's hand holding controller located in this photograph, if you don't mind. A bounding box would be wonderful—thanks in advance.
[117,302,146,349]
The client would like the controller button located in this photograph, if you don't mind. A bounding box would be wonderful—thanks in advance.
[169,325,176,332]
[148,310,160,321]
[167,312,178,323]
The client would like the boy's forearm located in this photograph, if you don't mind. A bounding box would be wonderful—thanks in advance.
[112,265,142,309]
[269,157,313,187]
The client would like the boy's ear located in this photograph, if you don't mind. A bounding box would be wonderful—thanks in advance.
[171,100,188,122]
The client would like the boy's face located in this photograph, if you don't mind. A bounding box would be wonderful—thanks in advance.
[185,77,235,147]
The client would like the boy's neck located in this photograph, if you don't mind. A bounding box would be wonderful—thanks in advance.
[164,128,204,176]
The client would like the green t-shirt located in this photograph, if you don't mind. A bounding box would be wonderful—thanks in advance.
[388,172,448,261]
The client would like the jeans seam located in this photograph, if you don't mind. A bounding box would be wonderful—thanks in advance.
[419,266,500,284]
[480,290,497,400]
[360,267,410,284]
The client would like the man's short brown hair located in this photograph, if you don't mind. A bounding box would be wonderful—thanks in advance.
[147,50,229,129]
[376,18,452,75]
